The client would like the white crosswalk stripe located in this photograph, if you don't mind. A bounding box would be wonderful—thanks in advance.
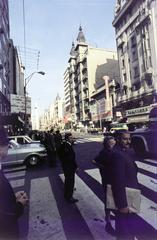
[10,178,25,188]
[85,168,157,230]
[136,161,157,174]
[3,165,26,173]
[5,170,26,179]
[59,174,115,240]
[76,137,103,144]
[138,173,157,192]
[28,177,66,240]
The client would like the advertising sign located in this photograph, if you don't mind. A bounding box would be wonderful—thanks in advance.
[10,94,31,115]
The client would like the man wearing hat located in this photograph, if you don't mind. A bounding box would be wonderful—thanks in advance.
[0,127,28,239]
[58,132,78,203]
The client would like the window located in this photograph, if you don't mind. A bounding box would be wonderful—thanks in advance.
[122,59,125,67]
[131,36,136,48]
[149,56,152,68]
[17,138,24,144]
[123,73,127,82]
[134,66,139,77]
[132,50,138,61]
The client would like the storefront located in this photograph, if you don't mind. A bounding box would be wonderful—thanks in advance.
[125,105,157,130]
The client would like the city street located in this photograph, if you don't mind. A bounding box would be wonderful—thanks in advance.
[3,136,157,240]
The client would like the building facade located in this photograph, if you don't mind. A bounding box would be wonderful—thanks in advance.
[0,0,10,115]
[113,0,157,125]
[64,26,119,128]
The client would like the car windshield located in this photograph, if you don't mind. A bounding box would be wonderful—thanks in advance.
[24,136,33,142]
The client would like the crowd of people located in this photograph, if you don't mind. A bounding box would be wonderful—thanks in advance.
[0,125,148,240]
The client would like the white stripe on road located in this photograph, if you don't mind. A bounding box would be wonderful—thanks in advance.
[10,179,25,188]
[28,177,66,240]
[136,161,157,174]
[88,137,103,142]
[5,170,26,179]
[139,195,157,230]
[76,137,103,144]
[144,159,157,165]
[137,173,157,192]
[3,165,26,173]
[60,174,115,240]
[76,139,93,143]
[86,168,157,230]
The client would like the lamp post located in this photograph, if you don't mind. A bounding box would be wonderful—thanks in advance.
[24,71,45,131]
[91,98,102,129]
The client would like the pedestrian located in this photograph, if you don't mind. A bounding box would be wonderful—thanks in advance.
[93,136,116,236]
[108,130,140,240]
[58,132,78,203]
[44,130,57,167]
[54,130,63,157]
[0,127,29,240]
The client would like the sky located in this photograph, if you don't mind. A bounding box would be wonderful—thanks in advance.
[9,0,117,115]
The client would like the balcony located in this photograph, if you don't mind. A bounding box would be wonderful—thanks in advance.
[84,104,89,111]
[83,85,88,91]
[84,95,89,100]
[82,64,87,72]
[76,56,82,65]
[82,74,88,81]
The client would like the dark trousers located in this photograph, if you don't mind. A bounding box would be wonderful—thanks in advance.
[47,150,56,167]
[115,212,136,240]
[63,171,75,200]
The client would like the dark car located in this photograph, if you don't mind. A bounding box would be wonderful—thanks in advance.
[131,128,157,159]
[131,106,157,159]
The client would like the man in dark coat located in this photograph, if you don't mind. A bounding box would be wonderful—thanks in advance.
[58,132,78,203]
[109,130,140,240]
[0,127,28,239]
[44,130,57,167]
[54,130,63,157]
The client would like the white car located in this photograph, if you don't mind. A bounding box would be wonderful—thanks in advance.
[8,135,40,145]
[2,140,47,167]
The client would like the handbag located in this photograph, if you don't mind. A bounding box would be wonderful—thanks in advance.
[106,184,141,213]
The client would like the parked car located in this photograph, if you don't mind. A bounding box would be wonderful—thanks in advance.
[2,140,47,167]
[130,106,157,159]
[131,128,157,159]
[8,135,40,145]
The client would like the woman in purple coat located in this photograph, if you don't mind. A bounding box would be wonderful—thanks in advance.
[93,136,116,236]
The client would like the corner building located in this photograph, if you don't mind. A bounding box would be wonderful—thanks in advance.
[64,26,118,127]
[113,0,157,125]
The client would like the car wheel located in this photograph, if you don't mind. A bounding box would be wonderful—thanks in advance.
[26,155,40,167]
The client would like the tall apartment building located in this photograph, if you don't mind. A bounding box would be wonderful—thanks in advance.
[0,0,10,115]
[64,26,118,128]
[113,0,157,124]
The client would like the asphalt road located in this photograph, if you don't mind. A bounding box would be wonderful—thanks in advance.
[3,136,157,240]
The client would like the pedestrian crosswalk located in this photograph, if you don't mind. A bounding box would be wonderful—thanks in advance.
[76,137,103,144]
[4,159,157,240]
[85,168,157,230]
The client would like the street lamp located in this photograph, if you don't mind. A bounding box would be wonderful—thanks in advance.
[24,71,45,131]
[90,98,102,129]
